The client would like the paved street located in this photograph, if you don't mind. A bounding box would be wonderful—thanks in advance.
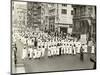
[16,39,94,73]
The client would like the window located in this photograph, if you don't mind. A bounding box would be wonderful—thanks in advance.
[80,6,86,16]
[74,8,76,15]
[62,4,67,7]
[49,9,55,13]
[88,7,93,15]
[71,10,74,15]
[62,9,67,14]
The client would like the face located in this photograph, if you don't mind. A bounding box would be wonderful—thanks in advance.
[24,46,26,49]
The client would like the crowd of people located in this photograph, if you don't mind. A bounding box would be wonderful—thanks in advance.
[12,30,96,60]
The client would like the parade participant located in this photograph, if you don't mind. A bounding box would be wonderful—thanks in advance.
[48,46,52,57]
[22,46,28,60]
[41,45,45,57]
[31,39,34,47]
[60,43,64,55]
[56,43,60,56]
[65,43,69,54]
[34,37,38,48]
[36,49,41,59]
[44,41,48,48]
[91,41,95,54]
[63,41,66,55]
[82,44,87,53]
[33,48,37,59]
[69,44,72,55]
[59,40,62,55]
[13,47,17,66]
[72,44,76,55]
[52,40,56,56]
[56,41,60,56]
[53,44,57,56]
[50,45,54,57]
[27,38,31,46]
[80,46,84,61]
[76,41,81,54]
[88,38,93,54]
[60,40,64,55]
[28,46,33,59]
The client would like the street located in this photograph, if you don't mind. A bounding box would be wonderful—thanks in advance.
[15,39,94,73]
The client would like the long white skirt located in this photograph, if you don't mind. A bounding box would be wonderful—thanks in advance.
[33,49,37,58]
[22,49,27,59]
[29,51,33,58]
[65,47,69,54]
[77,46,81,53]
[56,47,59,55]
[41,48,45,57]
[69,47,72,54]
[83,45,87,53]
[48,49,51,56]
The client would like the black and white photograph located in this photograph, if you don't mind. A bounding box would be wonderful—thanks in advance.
[11,0,96,74]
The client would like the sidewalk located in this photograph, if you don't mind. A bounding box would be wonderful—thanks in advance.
[15,64,25,73]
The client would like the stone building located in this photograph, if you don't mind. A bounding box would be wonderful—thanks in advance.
[48,3,73,34]
[40,3,49,32]
[27,2,41,32]
[12,1,27,32]
[72,5,96,40]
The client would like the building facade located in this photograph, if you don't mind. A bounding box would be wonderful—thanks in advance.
[12,2,27,32]
[72,5,96,40]
[27,2,41,32]
[40,3,49,32]
[48,3,73,34]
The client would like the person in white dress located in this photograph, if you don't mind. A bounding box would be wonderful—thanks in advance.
[41,45,45,57]
[82,44,87,53]
[69,44,72,55]
[51,45,54,56]
[22,46,28,60]
[72,44,76,55]
[65,42,69,54]
[28,46,33,59]
[76,42,81,54]
[48,46,52,57]
[55,42,58,56]
[33,48,37,59]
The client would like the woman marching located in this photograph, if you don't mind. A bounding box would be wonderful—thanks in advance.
[22,46,28,60]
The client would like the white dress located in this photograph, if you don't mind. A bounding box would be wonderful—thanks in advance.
[65,42,69,54]
[60,44,63,55]
[53,45,56,55]
[48,47,51,56]
[69,44,72,54]
[63,43,66,54]
[73,46,76,54]
[33,48,37,58]
[51,46,54,56]
[56,46,59,55]
[22,48,27,59]
[76,42,81,53]
[41,47,45,57]
[36,50,41,58]
[82,44,87,53]
[28,48,33,58]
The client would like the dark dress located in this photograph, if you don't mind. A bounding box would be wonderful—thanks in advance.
[80,46,84,61]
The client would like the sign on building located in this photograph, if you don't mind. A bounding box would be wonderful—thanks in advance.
[67,28,72,34]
